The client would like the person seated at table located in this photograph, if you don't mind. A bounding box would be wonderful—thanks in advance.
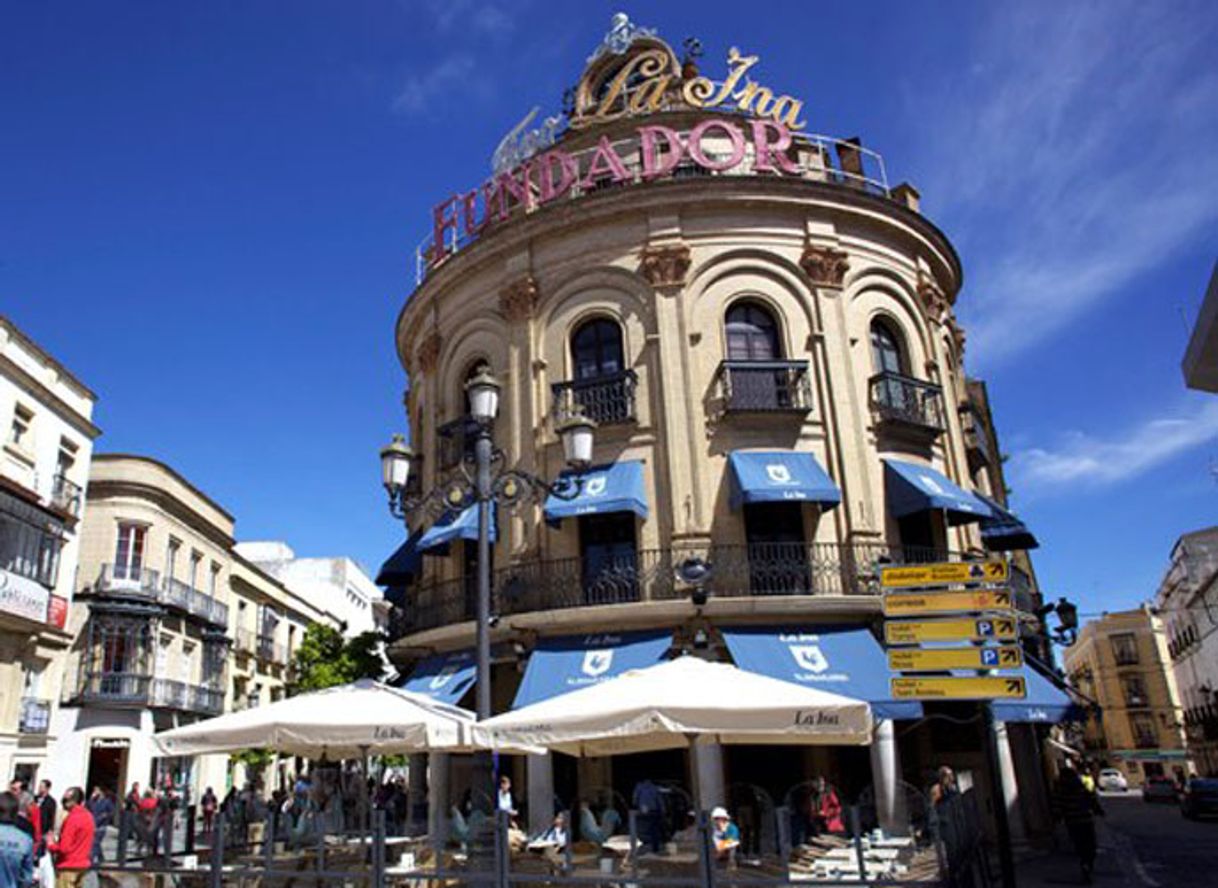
[812,777,844,834]
[710,807,740,863]
[529,813,568,851]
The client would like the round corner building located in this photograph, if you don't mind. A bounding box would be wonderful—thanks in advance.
[382,16,1065,842]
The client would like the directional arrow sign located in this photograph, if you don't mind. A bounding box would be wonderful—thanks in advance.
[884,617,1019,645]
[880,561,1008,589]
[887,645,1024,672]
[891,675,1027,700]
[882,590,1014,616]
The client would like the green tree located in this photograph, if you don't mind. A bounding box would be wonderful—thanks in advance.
[288,623,386,694]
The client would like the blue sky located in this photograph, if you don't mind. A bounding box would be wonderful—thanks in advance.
[2,2,1216,622]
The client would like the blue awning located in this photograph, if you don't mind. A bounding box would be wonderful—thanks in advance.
[544,461,649,524]
[883,459,993,526]
[992,665,1085,724]
[401,651,476,705]
[722,626,923,720]
[375,535,422,587]
[512,631,672,709]
[416,505,497,554]
[976,494,1040,551]
[728,451,842,510]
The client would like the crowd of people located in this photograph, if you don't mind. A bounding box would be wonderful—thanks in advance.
[0,780,96,888]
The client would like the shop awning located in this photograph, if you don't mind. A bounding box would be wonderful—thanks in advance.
[991,665,1085,724]
[512,630,672,709]
[976,494,1040,551]
[722,626,922,720]
[400,651,477,705]
[728,451,842,510]
[883,459,992,526]
[375,535,423,586]
[543,461,648,524]
[416,505,497,554]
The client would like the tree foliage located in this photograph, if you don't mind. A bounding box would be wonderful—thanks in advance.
[289,623,387,694]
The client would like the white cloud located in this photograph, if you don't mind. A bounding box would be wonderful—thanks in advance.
[422,0,514,36]
[910,2,1218,367]
[1008,399,1218,493]
[391,53,476,114]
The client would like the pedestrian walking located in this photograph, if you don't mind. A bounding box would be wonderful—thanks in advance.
[0,792,35,888]
[200,788,217,837]
[46,787,94,888]
[85,788,113,866]
[1054,768,1104,883]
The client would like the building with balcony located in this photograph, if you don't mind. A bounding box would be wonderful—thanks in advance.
[1063,607,1192,786]
[381,17,1061,840]
[0,314,99,790]
[1155,527,1218,776]
[47,454,343,800]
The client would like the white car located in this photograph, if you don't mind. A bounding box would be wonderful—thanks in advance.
[1097,768,1128,792]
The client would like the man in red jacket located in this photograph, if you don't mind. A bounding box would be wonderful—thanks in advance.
[47,787,94,888]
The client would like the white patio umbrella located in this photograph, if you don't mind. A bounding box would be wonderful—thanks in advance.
[153,679,486,759]
[471,656,873,756]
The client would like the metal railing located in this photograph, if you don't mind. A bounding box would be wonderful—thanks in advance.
[18,697,50,734]
[714,360,813,414]
[234,628,257,655]
[50,473,82,516]
[256,635,285,664]
[96,564,229,628]
[397,543,962,634]
[551,370,638,426]
[97,563,162,597]
[869,372,945,434]
[77,672,222,714]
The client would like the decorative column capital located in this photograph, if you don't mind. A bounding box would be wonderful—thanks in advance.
[639,243,691,288]
[799,243,850,288]
[415,331,443,374]
[498,275,539,323]
[917,273,950,322]
[946,316,967,357]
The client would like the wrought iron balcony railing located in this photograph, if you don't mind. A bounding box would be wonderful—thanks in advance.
[95,565,228,628]
[714,360,813,414]
[18,698,50,734]
[869,372,946,435]
[551,370,638,426]
[97,563,162,597]
[234,628,257,655]
[255,635,286,664]
[50,474,82,517]
[394,542,962,635]
[76,672,222,714]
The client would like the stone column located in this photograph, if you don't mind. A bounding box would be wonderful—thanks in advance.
[408,754,428,835]
[499,274,540,557]
[526,753,554,835]
[693,742,725,812]
[992,720,1026,844]
[427,752,450,840]
[869,719,903,834]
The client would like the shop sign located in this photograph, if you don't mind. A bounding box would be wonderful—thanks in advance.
[91,738,131,749]
[884,616,1018,645]
[491,106,565,176]
[432,116,806,259]
[47,595,68,630]
[879,560,1008,589]
[891,675,1027,701]
[0,570,50,624]
[887,645,1023,672]
[882,590,1014,617]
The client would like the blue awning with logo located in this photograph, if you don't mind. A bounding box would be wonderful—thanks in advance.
[375,535,423,586]
[883,459,993,526]
[401,650,477,705]
[728,451,842,510]
[992,665,1084,724]
[512,630,672,709]
[416,505,497,554]
[722,626,922,720]
[543,461,649,524]
[976,494,1040,551]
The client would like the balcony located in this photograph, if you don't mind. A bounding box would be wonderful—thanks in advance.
[1133,732,1159,750]
[234,628,257,656]
[959,405,993,472]
[50,474,82,517]
[18,698,50,734]
[96,564,229,628]
[256,635,286,664]
[551,370,638,426]
[394,542,956,636]
[714,360,813,415]
[76,672,222,715]
[869,372,946,439]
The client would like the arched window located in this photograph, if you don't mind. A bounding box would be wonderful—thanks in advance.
[870,319,905,375]
[725,301,781,361]
[572,319,624,381]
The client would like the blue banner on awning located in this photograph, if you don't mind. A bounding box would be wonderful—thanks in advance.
[728,451,842,510]
[401,651,476,705]
[883,459,992,526]
[544,461,649,524]
[416,505,497,554]
[992,665,1084,724]
[976,494,1040,551]
[722,626,923,720]
[375,535,422,586]
[512,631,672,709]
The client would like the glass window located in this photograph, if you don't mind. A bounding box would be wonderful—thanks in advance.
[56,438,78,478]
[1122,674,1148,707]
[870,319,905,375]
[1110,633,1140,666]
[209,562,221,597]
[114,523,146,580]
[189,551,202,590]
[725,302,781,361]
[572,319,625,380]
[8,404,33,449]
[165,538,180,584]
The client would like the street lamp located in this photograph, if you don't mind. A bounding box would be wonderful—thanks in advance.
[1035,596,1079,646]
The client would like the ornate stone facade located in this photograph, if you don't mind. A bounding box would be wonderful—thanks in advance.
[799,243,850,288]
[639,243,691,288]
[498,275,539,323]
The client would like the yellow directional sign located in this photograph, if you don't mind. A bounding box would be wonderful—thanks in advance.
[887,646,1024,672]
[883,590,1014,617]
[884,617,1018,645]
[880,561,1008,589]
[891,675,1027,700]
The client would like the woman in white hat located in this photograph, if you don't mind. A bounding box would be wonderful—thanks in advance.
[710,806,740,861]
